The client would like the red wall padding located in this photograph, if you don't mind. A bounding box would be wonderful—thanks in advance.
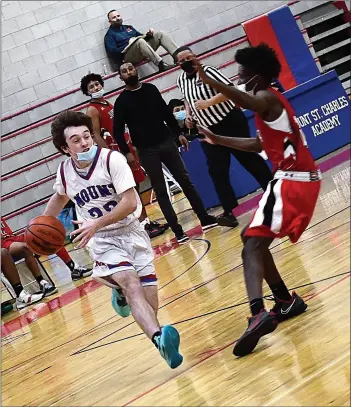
[242,14,298,90]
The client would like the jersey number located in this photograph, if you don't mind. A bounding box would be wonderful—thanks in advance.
[88,200,118,218]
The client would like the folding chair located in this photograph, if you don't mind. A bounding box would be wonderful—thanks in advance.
[149,165,183,204]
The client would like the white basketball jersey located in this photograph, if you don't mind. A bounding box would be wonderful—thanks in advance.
[54,148,142,232]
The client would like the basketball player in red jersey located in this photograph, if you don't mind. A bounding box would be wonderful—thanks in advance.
[193,44,321,357]
[80,73,168,239]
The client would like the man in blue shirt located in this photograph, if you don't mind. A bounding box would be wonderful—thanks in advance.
[104,10,179,72]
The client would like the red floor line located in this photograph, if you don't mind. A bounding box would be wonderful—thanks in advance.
[1,148,349,336]
[121,273,350,407]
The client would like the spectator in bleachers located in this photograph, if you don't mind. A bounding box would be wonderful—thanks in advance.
[1,248,44,310]
[168,99,200,144]
[1,218,92,282]
[113,62,218,243]
[175,46,273,228]
[104,10,178,72]
[80,73,169,239]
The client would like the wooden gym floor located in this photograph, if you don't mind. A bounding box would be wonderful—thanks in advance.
[1,147,350,407]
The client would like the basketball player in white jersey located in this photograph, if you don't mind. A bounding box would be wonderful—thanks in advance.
[42,110,182,369]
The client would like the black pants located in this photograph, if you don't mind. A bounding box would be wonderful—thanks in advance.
[201,108,273,214]
[139,138,208,234]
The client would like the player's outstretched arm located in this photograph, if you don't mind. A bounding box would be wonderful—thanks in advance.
[197,124,262,153]
[43,192,70,217]
[193,59,270,114]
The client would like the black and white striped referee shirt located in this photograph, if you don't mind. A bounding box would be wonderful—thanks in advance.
[177,65,235,127]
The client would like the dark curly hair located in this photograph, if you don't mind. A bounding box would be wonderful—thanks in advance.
[235,43,281,83]
[80,73,104,96]
[51,110,94,155]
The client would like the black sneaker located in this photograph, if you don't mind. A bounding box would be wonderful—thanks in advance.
[175,231,189,244]
[270,292,307,323]
[145,222,168,239]
[233,310,278,357]
[71,266,93,281]
[200,215,218,231]
[217,213,239,228]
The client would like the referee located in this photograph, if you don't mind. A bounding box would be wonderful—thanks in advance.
[175,46,273,227]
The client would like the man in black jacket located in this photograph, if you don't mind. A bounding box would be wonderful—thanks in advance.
[113,63,218,243]
[104,10,178,72]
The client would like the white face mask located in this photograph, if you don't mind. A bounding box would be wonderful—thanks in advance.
[69,145,98,163]
[77,144,98,162]
[91,88,104,99]
[236,75,258,96]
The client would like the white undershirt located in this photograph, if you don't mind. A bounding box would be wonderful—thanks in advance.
[263,109,293,133]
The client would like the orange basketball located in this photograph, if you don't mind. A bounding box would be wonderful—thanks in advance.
[24,215,66,256]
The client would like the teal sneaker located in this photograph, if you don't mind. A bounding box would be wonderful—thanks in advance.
[111,288,131,317]
[154,325,183,369]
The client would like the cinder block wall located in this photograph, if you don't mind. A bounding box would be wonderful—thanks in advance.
[2,0,299,116]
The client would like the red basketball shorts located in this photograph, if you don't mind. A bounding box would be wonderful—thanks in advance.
[1,234,24,250]
[245,174,321,243]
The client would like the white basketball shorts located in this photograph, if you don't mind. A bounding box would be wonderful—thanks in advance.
[88,221,157,287]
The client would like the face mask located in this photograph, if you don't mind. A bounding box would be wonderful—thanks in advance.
[236,75,258,96]
[91,88,104,99]
[174,110,186,121]
[76,145,98,162]
[180,60,195,74]
[125,75,139,86]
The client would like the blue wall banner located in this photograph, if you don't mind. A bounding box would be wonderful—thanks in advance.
[268,6,320,85]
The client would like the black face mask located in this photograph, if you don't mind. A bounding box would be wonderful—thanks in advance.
[180,60,195,74]
[125,75,139,86]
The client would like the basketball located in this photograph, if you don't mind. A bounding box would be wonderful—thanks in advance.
[24,215,66,256]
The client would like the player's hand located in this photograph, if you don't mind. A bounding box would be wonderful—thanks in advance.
[178,135,189,151]
[195,99,210,110]
[197,124,217,145]
[146,28,154,36]
[70,220,98,248]
[193,58,209,83]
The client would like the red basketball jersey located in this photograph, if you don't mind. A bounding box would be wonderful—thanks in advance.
[1,218,14,239]
[255,88,317,174]
[88,100,145,183]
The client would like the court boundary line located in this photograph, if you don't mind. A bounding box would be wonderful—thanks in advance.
[71,268,350,354]
[120,273,351,407]
[69,207,350,344]
[2,232,350,374]
[1,206,350,346]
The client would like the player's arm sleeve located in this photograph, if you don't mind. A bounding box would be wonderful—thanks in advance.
[108,151,136,195]
[204,66,233,86]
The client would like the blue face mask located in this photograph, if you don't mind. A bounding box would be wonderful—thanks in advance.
[77,145,98,162]
[174,110,186,121]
